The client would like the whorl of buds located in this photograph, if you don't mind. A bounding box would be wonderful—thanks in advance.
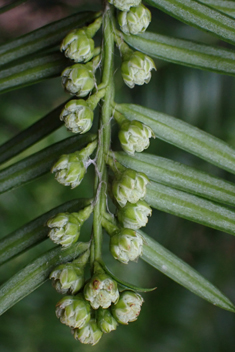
[121,51,156,88]
[117,200,152,230]
[49,250,90,293]
[73,319,103,345]
[60,17,102,62]
[108,0,141,11]
[112,168,149,207]
[97,308,118,333]
[60,99,94,134]
[56,294,91,329]
[47,205,93,247]
[118,4,151,35]
[110,228,143,264]
[84,263,119,309]
[111,291,144,324]
[61,63,95,97]
[118,120,155,155]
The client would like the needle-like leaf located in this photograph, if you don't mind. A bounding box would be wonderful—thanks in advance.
[0,133,96,194]
[0,198,92,266]
[124,31,235,75]
[0,242,90,315]
[145,0,235,45]
[145,181,235,237]
[0,102,67,165]
[0,11,98,66]
[0,52,68,94]
[113,152,235,207]
[114,103,235,176]
[141,230,235,312]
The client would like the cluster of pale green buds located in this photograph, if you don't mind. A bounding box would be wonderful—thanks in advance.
[50,254,144,345]
[108,0,154,88]
[60,17,103,134]
[47,205,93,247]
[47,4,157,345]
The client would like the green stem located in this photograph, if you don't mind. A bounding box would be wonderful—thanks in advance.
[92,4,115,263]
[107,152,126,174]
[101,216,118,236]
[114,30,133,58]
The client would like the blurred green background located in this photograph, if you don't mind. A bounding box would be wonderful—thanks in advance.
[0,1,235,351]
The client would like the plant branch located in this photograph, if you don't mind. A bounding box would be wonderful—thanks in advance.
[92,4,114,264]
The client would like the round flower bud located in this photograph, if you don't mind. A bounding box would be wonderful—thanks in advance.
[117,200,152,230]
[118,120,155,155]
[47,212,82,247]
[60,99,94,134]
[84,270,119,309]
[73,319,103,345]
[121,51,156,88]
[97,308,118,333]
[50,262,85,294]
[112,168,149,207]
[110,228,143,264]
[111,291,144,324]
[61,63,95,97]
[118,4,151,35]
[56,294,91,329]
[51,152,86,189]
[108,0,141,11]
[49,251,89,293]
[47,205,93,247]
[60,28,95,63]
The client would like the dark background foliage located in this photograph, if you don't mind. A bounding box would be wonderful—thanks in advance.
[0,1,235,351]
